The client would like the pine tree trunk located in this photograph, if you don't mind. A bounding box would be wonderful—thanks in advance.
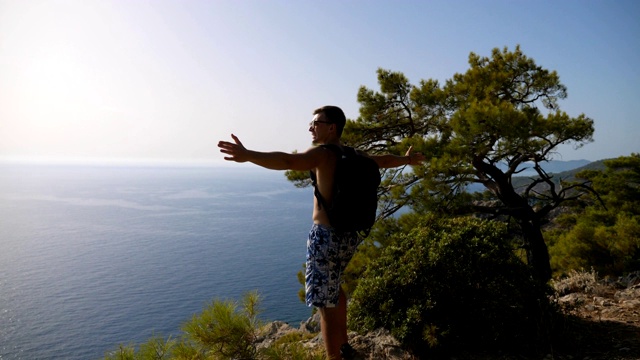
[518,218,552,283]
[472,156,553,283]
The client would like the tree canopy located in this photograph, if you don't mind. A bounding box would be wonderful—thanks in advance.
[342,46,595,282]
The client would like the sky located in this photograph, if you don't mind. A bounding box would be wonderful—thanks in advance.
[1,0,638,165]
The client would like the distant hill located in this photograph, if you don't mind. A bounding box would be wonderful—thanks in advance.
[467,159,608,193]
[500,159,591,177]
[511,159,606,191]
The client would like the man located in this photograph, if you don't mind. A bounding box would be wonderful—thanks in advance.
[217,105,424,359]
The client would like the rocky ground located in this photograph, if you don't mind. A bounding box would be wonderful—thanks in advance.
[550,271,640,360]
[258,271,640,359]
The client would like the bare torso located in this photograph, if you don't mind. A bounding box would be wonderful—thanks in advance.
[311,147,338,226]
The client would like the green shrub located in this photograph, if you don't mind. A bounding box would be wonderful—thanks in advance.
[105,291,325,360]
[547,154,640,277]
[105,344,136,360]
[105,336,176,360]
[180,290,262,359]
[548,210,640,276]
[105,292,262,360]
[348,215,552,357]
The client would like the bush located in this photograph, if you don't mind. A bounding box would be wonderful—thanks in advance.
[548,210,640,277]
[551,269,609,297]
[348,215,552,357]
[179,290,262,359]
[105,291,325,360]
[547,154,640,277]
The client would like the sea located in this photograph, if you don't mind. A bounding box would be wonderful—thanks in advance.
[0,163,314,360]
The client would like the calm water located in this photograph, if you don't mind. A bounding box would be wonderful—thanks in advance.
[0,163,313,359]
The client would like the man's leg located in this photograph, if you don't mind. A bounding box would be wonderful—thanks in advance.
[319,288,348,360]
[306,226,361,359]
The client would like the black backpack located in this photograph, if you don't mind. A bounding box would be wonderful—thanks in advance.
[310,144,381,234]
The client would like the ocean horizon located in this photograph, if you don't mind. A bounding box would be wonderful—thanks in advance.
[0,163,314,359]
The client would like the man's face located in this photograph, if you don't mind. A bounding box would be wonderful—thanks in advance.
[309,113,333,144]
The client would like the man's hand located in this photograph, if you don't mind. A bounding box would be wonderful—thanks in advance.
[218,134,250,162]
[405,146,426,166]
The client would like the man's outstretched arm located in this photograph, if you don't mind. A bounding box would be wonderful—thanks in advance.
[369,146,426,168]
[217,134,323,171]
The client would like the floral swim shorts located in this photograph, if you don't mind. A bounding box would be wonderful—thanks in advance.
[305,224,362,308]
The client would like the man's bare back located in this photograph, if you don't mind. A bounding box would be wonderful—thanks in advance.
[311,147,338,227]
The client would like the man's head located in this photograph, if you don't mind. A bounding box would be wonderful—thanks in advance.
[312,106,346,138]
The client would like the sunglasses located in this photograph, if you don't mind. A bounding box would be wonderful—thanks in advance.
[309,120,333,127]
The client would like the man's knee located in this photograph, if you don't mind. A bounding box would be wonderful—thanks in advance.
[319,305,338,318]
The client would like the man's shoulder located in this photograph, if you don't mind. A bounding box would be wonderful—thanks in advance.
[307,144,342,157]
[306,145,338,171]
[303,145,333,157]
[317,144,363,155]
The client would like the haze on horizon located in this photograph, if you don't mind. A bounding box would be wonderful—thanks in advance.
[1,0,638,165]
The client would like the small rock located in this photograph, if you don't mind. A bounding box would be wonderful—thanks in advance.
[615,288,640,301]
[593,296,613,306]
[622,299,640,308]
[559,293,582,303]
[300,312,321,333]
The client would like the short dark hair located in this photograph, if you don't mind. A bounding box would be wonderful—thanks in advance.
[313,105,346,137]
